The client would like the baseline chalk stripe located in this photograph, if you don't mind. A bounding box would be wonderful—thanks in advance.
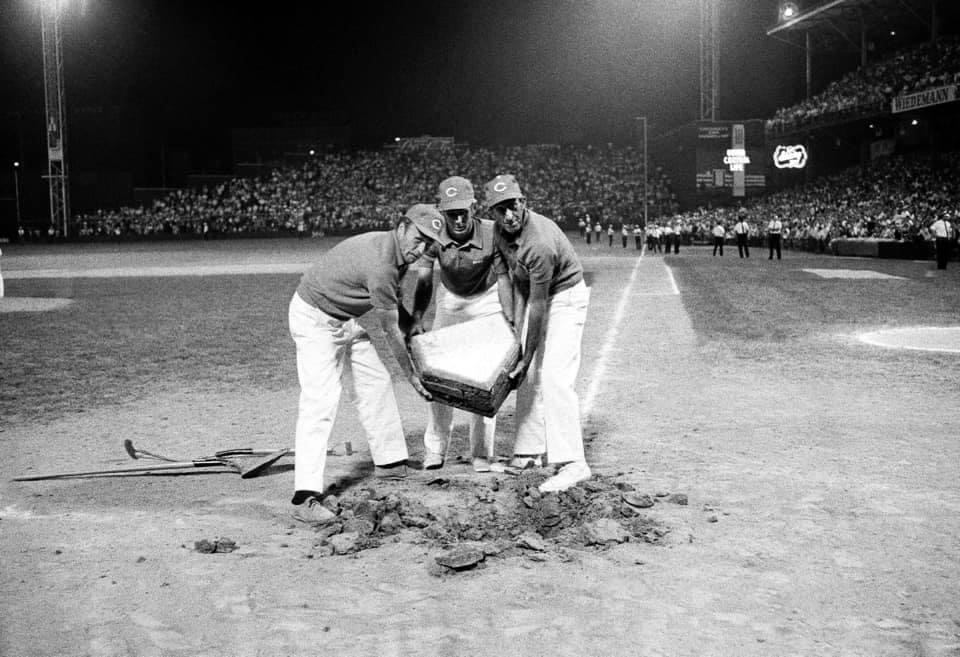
[582,254,645,418]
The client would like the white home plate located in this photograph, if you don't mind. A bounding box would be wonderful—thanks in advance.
[858,327,960,353]
[804,269,905,280]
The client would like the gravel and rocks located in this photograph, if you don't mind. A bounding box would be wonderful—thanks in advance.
[301,471,679,571]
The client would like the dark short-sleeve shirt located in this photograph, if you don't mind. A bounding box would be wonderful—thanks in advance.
[296,230,405,319]
[419,219,498,297]
[495,210,583,296]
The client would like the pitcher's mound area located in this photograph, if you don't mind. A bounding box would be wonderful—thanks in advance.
[857,326,960,353]
[0,297,74,312]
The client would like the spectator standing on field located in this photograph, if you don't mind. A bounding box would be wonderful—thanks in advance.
[607,223,614,247]
[768,215,783,260]
[621,223,629,248]
[287,204,442,524]
[593,221,602,245]
[633,224,644,250]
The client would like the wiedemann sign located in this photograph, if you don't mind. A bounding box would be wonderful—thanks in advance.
[891,84,958,114]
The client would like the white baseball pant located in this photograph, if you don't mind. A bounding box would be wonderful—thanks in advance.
[422,284,502,461]
[512,280,590,464]
[289,292,409,494]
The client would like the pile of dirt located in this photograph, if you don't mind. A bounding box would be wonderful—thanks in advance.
[302,472,681,571]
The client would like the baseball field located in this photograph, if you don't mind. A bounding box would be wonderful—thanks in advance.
[1,236,959,657]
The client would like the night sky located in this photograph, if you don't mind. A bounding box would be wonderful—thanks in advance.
[17,0,948,211]
[0,1,806,144]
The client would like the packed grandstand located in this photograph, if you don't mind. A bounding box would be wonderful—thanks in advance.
[19,22,959,256]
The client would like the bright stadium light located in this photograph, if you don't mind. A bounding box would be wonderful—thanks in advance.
[780,2,799,21]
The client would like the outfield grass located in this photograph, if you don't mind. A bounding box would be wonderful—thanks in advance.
[2,244,958,427]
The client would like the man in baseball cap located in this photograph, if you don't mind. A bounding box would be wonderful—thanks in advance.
[286,203,440,525]
[404,203,444,243]
[485,174,592,493]
[411,176,513,473]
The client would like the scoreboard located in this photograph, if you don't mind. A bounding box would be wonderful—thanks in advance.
[694,120,767,201]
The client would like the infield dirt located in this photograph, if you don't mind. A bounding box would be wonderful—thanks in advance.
[2,239,959,657]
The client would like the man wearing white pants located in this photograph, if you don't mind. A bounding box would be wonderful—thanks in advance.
[288,204,441,524]
[411,176,513,472]
[485,174,591,493]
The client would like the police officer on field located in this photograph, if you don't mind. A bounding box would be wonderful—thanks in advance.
[733,209,750,258]
[767,214,783,260]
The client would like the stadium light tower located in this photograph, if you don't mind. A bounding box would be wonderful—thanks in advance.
[39,0,72,238]
[699,0,718,121]
[634,116,648,228]
[13,161,23,228]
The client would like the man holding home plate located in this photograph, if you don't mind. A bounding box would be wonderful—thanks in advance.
[485,174,592,493]
[287,204,441,524]
[410,176,514,473]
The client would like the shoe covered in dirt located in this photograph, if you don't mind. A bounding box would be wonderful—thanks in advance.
[374,460,408,480]
[292,497,337,525]
[472,457,491,473]
[423,452,444,470]
[538,461,591,493]
[508,454,543,470]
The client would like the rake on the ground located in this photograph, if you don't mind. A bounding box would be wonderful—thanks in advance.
[11,442,292,482]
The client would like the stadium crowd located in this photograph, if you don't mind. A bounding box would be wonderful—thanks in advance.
[68,144,678,239]
[662,149,960,251]
[767,36,960,134]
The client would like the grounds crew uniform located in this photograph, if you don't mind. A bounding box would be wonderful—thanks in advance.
[288,204,441,523]
[486,174,591,493]
[412,176,508,472]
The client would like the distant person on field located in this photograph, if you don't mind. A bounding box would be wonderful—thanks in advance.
[767,214,783,260]
[287,204,441,525]
[712,221,726,257]
[733,210,750,258]
[930,213,955,270]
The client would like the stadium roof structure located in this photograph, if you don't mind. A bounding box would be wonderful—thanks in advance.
[766,0,943,56]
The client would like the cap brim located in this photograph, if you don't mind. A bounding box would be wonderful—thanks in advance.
[438,199,474,211]
[485,192,521,208]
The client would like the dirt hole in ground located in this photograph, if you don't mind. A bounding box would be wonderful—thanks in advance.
[300,472,682,572]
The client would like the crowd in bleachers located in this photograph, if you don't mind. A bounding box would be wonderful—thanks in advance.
[664,149,960,250]
[69,144,679,239]
[767,36,960,134]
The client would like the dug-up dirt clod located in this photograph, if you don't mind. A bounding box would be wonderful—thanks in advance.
[435,546,485,571]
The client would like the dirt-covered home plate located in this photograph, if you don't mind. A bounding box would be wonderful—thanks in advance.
[410,313,520,417]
